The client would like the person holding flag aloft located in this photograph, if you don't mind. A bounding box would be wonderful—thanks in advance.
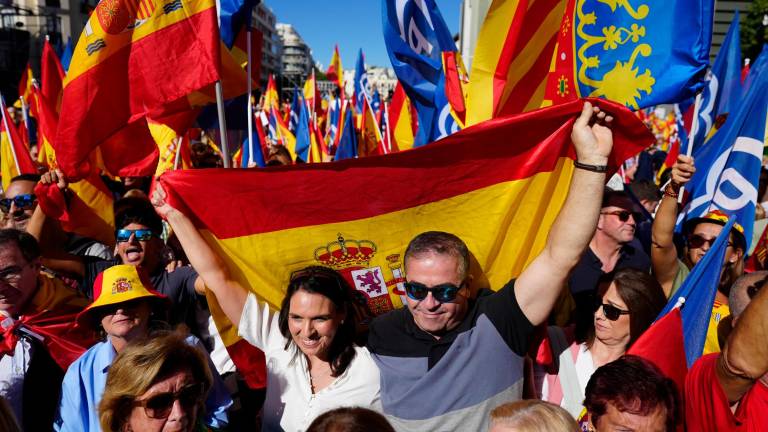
[651,154,746,355]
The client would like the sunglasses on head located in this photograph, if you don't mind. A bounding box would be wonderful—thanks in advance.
[116,229,155,243]
[404,281,465,303]
[597,303,630,321]
[0,194,36,213]
[600,210,642,222]
[133,383,204,419]
[687,234,733,250]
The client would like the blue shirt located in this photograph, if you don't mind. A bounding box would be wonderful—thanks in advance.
[55,336,232,431]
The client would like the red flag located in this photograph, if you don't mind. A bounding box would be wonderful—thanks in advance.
[741,59,750,83]
[56,0,222,180]
[41,39,65,113]
[628,308,688,397]
[1,96,38,191]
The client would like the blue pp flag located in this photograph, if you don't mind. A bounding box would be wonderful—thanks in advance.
[60,37,73,73]
[335,105,358,161]
[294,99,312,163]
[326,96,342,148]
[241,127,266,168]
[659,217,736,367]
[219,0,256,48]
[353,49,371,113]
[676,64,768,251]
[289,87,301,133]
[690,11,742,150]
[382,0,460,146]
[371,89,381,114]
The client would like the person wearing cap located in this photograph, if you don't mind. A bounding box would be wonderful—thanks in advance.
[54,265,232,432]
[652,154,746,355]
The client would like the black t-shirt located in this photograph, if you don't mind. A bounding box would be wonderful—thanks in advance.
[79,258,200,331]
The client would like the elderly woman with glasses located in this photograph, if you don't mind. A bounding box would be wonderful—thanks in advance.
[532,268,666,418]
[152,185,380,432]
[99,331,213,432]
[55,265,231,431]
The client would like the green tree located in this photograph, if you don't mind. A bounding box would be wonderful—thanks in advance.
[741,0,768,62]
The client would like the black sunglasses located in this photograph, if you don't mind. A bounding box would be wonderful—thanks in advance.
[404,281,466,303]
[597,303,630,321]
[0,194,36,213]
[133,383,204,419]
[600,210,642,222]
[687,234,733,250]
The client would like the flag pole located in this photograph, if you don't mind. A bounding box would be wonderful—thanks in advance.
[173,136,183,170]
[678,91,703,204]
[0,95,23,175]
[215,81,231,167]
[246,21,254,168]
[383,101,392,153]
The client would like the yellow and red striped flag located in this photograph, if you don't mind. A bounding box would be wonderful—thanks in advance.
[17,63,35,110]
[41,39,65,113]
[387,82,415,152]
[158,98,651,375]
[56,0,223,180]
[0,96,37,190]
[326,44,344,90]
[359,98,385,157]
[465,0,567,125]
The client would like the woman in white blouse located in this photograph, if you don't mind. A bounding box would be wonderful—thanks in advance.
[152,185,380,432]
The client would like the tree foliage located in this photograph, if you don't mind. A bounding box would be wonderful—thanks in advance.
[741,0,768,62]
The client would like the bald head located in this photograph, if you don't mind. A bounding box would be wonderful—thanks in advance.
[729,271,768,319]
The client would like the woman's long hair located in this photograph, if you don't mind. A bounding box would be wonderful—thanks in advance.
[278,266,358,377]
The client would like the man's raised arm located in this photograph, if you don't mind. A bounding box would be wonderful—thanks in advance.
[515,102,613,326]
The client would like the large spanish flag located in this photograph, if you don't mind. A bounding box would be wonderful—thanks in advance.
[56,0,221,180]
[465,0,567,125]
[158,98,651,375]
[0,96,37,191]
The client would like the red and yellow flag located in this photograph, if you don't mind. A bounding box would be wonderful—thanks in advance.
[41,39,65,113]
[30,86,116,247]
[17,63,35,110]
[465,0,567,125]
[263,75,280,112]
[56,0,222,180]
[158,98,651,372]
[326,45,344,90]
[387,83,415,152]
[149,114,196,177]
[1,97,38,190]
[358,98,384,157]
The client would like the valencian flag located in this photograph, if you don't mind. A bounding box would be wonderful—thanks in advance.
[676,64,768,251]
[546,0,713,109]
[0,95,38,191]
[158,98,651,378]
[465,0,568,125]
[56,0,223,180]
[30,85,117,248]
[382,0,464,146]
[326,44,344,89]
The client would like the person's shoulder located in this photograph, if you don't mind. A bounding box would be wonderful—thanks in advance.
[370,307,409,332]
[687,352,720,384]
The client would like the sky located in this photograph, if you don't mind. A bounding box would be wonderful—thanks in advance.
[264,0,463,70]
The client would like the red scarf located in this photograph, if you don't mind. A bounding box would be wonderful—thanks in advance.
[0,273,96,370]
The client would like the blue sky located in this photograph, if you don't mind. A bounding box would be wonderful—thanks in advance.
[264,0,463,69]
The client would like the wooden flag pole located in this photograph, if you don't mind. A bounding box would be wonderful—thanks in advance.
[678,91,703,204]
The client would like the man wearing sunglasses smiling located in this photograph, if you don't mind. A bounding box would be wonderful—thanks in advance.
[1,174,40,231]
[366,102,619,431]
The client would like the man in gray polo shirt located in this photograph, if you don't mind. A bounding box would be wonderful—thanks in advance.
[367,102,615,431]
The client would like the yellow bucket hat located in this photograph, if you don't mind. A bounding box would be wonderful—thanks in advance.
[76,265,169,328]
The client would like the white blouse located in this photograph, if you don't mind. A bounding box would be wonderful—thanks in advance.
[239,293,381,432]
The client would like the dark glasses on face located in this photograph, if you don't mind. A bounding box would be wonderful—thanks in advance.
[687,234,733,250]
[116,229,155,243]
[0,194,36,213]
[600,210,641,222]
[133,383,204,419]
[597,303,630,321]
[404,281,465,303]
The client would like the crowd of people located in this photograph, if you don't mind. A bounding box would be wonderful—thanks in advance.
[0,101,766,432]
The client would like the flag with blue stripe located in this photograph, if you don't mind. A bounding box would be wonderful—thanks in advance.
[689,11,742,150]
[335,105,358,161]
[659,216,735,367]
[676,65,768,251]
[294,100,312,163]
[241,127,265,168]
[354,49,370,113]
[218,0,257,48]
[382,0,460,146]
[289,87,301,132]
[61,37,74,73]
